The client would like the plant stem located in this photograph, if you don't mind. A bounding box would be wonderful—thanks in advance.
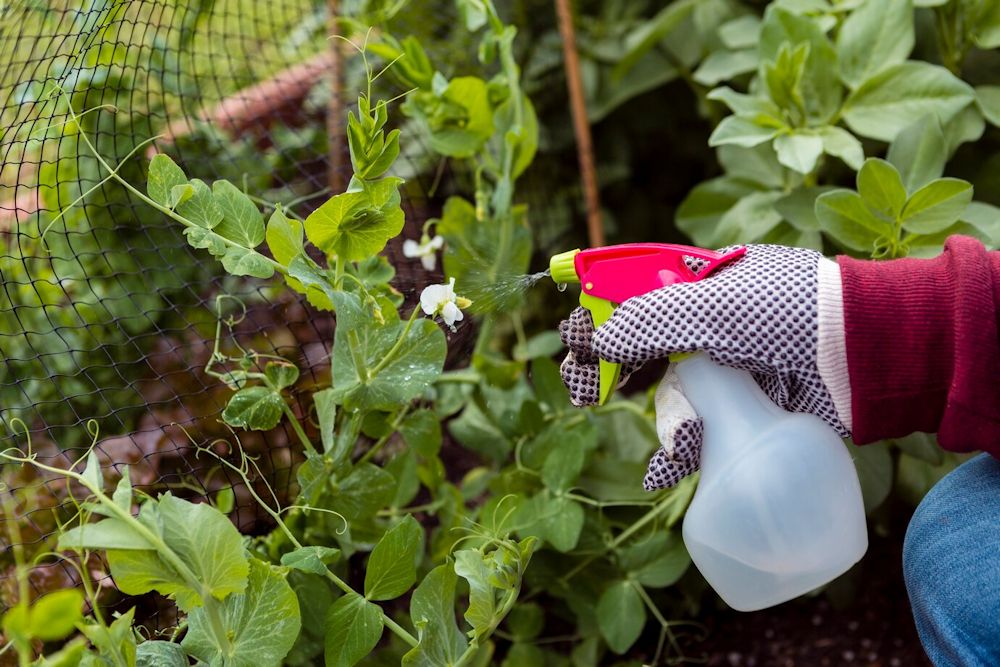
[280,400,316,455]
[558,491,680,584]
[357,405,411,466]
[368,306,420,377]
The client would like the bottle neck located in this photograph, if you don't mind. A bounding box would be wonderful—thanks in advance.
[673,353,784,472]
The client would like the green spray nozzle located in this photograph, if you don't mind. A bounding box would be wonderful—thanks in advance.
[549,248,581,285]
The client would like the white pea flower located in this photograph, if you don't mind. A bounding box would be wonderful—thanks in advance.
[420,278,472,328]
[402,233,445,271]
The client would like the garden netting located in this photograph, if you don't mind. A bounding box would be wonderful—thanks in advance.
[0,0,508,617]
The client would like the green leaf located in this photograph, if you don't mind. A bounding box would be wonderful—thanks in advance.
[718,15,761,49]
[304,178,404,262]
[222,386,285,430]
[506,603,544,641]
[417,76,495,158]
[836,0,913,89]
[976,85,1000,127]
[960,201,1000,247]
[857,158,907,220]
[900,178,973,234]
[707,87,783,120]
[596,581,646,654]
[692,50,758,86]
[676,177,763,247]
[775,186,836,232]
[183,558,300,667]
[403,565,468,666]
[491,94,538,179]
[212,180,265,247]
[280,546,341,576]
[611,0,698,81]
[220,246,275,279]
[184,226,227,257]
[58,518,154,551]
[852,441,893,513]
[774,132,823,174]
[819,126,864,170]
[942,103,985,154]
[314,388,337,455]
[107,494,249,612]
[541,444,585,492]
[512,331,564,362]
[714,191,784,245]
[324,593,384,667]
[842,62,974,142]
[717,143,786,189]
[708,116,779,148]
[892,432,943,466]
[176,178,224,229]
[81,450,102,493]
[330,463,396,519]
[454,549,496,637]
[759,6,841,121]
[27,590,84,641]
[329,292,446,411]
[112,467,132,512]
[618,531,691,588]
[266,208,303,265]
[147,154,187,206]
[518,494,584,552]
[814,190,892,252]
[265,361,299,390]
[136,640,188,667]
[168,183,194,209]
[887,115,946,193]
[400,409,443,457]
[364,515,422,601]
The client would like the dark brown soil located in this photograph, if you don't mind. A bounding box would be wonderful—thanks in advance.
[700,527,931,667]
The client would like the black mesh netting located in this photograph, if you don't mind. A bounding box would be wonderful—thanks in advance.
[0,0,545,622]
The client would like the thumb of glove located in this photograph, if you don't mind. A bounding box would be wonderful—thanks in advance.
[645,366,704,490]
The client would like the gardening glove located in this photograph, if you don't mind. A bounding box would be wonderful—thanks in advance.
[559,244,852,490]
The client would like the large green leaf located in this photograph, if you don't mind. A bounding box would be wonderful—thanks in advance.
[453,549,496,638]
[147,154,187,207]
[857,158,906,221]
[222,386,285,430]
[220,246,275,279]
[842,62,974,142]
[329,292,446,411]
[836,0,914,89]
[887,115,946,193]
[136,640,188,667]
[212,180,265,248]
[773,132,823,174]
[324,593,384,667]
[900,178,973,234]
[105,494,249,612]
[183,558,301,667]
[402,565,468,666]
[280,546,341,576]
[304,178,405,262]
[518,493,584,552]
[708,116,779,148]
[814,190,891,253]
[364,516,422,601]
[851,441,893,514]
[265,208,303,265]
[176,179,223,229]
[617,531,691,588]
[676,177,763,247]
[596,580,645,655]
[330,463,396,520]
[426,77,495,158]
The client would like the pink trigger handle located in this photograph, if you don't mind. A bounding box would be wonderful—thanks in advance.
[576,243,746,304]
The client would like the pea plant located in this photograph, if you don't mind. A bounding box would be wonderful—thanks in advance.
[1,3,702,665]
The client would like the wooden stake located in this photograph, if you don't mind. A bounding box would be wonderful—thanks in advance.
[555,0,605,248]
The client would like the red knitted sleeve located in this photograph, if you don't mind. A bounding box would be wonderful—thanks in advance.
[837,236,1000,457]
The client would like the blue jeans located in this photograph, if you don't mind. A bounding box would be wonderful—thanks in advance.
[904,453,1000,666]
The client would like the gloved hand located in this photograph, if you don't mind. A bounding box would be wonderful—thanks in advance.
[559,244,850,490]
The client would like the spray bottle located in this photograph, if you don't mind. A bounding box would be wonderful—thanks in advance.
[549,243,867,611]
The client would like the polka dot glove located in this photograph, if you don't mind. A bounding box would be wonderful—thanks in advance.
[563,244,850,490]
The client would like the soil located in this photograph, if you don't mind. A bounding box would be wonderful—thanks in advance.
[698,525,931,667]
